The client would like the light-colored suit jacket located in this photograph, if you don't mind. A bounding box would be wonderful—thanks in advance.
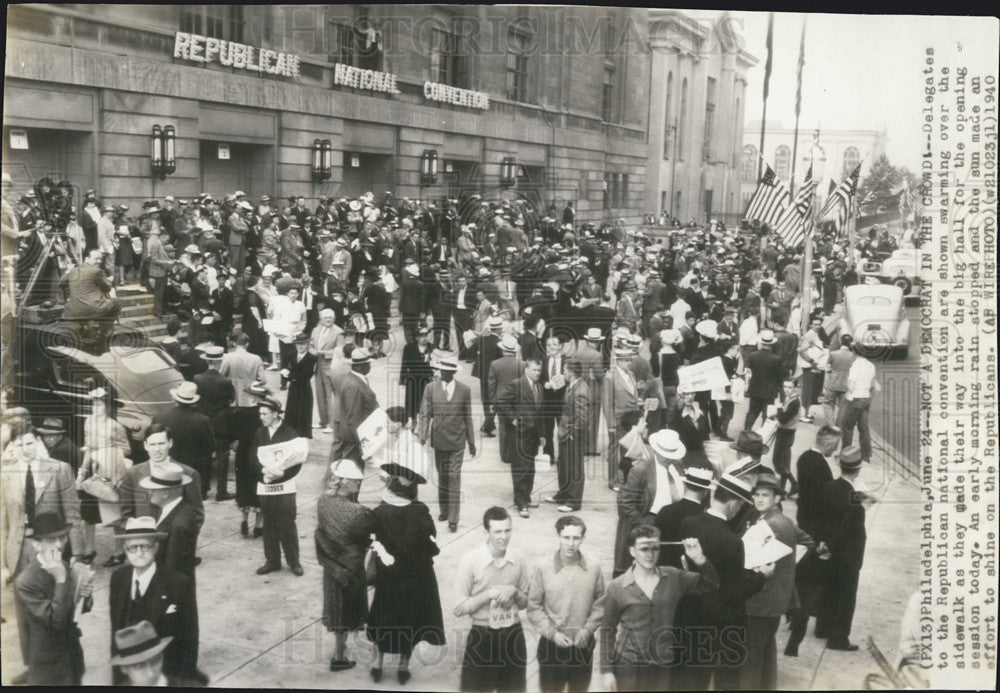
[220,348,266,407]
[311,323,343,364]
[559,378,593,441]
[601,363,640,425]
[2,457,83,576]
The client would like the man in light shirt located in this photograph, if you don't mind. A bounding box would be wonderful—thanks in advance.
[840,343,880,462]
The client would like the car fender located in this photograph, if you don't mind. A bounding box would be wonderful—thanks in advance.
[895,318,910,345]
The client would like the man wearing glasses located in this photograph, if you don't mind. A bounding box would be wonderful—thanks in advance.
[108,516,203,685]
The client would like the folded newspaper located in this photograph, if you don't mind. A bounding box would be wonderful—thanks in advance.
[357,408,389,459]
[742,519,793,569]
[257,437,310,475]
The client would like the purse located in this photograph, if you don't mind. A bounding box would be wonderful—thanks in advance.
[80,474,120,503]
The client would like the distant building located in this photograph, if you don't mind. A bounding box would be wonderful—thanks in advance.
[741,122,887,208]
[645,10,757,226]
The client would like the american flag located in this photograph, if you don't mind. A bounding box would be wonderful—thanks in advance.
[819,163,861,230]
[773,166,818,248]
[744,163,790,228]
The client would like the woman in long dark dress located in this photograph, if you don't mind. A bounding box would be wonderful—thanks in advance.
[399,328,434,423]
[242,275,270,362]
[282,333,317,438]
[670,385,712,471]
[363,459,445,685]
[315,460,370,671]
[235,383,265,538]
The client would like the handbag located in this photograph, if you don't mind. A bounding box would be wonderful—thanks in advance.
[80,474,120,503]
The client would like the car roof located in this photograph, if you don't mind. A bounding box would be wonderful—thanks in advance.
[845,284,903,300]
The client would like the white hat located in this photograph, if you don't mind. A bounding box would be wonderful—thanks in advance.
[758,329,776,345]
[695,320,718,340]
[660,328,682,345]
[649,429,686,460]
[499,335,519,353]
[330,459,363,481]
[433,355,459,371]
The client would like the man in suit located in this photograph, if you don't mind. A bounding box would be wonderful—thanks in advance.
[601,347,641,490]
[325,343,356,463]
[641,274,669,337]
[120,424,204,529]
[539,335,568,461]
[193,346,235,501]
[310,309,343,434]
[519,313,546,363]
[418,356,476,532]
[400,326,435,423]
[140,462,199,580]
[816,445,868,651]
[2,425,84,586]
[795,425,840,538]
[473,316,504,436]
[573,328,606,455]
[155,382,216,497]
[146,226,173,316]
[112,620,203,686]
[654,467,714,569]
[426,269,454,351]
[449,273,475,361]
[489,335,524,464]
[36,418,83,476]
[676,474,773,690]
[543,360,592,511]
[337,348,379,472]
[496,358,545,517]
[110,516,201,684]
[252,397,305,576]
[744,329,784,430]
[14,512,93,685]
[398,259,425,345]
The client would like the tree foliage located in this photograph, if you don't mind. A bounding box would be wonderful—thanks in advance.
[857,154,920,207]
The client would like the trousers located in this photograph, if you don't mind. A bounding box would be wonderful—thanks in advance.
[313,365,334,427]
[840,397,872,460]
[537,636,593,692]
[460,623,527,692]
[434,449,464,523]
[555,436,585,510]
[510,428,539,509]
[739,615,780,690]
[260,493,299,568]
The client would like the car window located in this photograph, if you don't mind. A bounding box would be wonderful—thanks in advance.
[116,349,174,374]
[856,296,892,307]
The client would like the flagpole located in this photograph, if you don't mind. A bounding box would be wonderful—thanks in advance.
[757,13,774,181]
[788,18,806,199]
[801,185,817,332]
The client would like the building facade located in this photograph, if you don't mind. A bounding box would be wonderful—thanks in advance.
[3,4,659,224]
[741,122,887,208]
[644,10,756,226]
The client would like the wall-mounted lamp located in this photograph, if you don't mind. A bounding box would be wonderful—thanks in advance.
[500,156,517,189]
[313,139,333,181]
[151,125,176,180]
[421,149,439,185]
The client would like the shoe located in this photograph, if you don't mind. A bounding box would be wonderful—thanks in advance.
[322,427,334,434]
[481,431,496,438]
[81,551,97,565]
[716,434,733,442]
[253,526,263,538]
[557,505,575,513]
[543,496,559,504]
[398,669,411,685]
[103,554,126,568]
[216,492,234,502]
[313,424,324,429]
[518,508,530,518]
[799,416,815,423]
[256,563,281,575]
[611,485,621,493]
[329,658,356,672]
[827,640,860,652]
[438,513,448,521]
[241,520,249,537]
[267,364,279,371]
[290,564,304,576]
[191,669,210,685]
[280,384,287,391]
[814,625,830,639]
[194,557,202,567]
[526,501,539,508]
[370,667,382,683]
[10,672,28,685]
[448,522,458,532]
[784,644,799,657]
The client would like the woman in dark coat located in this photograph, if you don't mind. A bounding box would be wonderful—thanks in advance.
[242,275,270,362]
[315,459,370,671]
[399,327,434,422]
[669,385,712,471]
[282,333,317,438]
[363,459,445,685]
[363,271,392,358]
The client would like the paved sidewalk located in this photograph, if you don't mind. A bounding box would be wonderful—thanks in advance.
[1,322,921,689]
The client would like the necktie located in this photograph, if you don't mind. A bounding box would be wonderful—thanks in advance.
[134,579,141,600]
[24,465,36,526]
[531,380,539,404]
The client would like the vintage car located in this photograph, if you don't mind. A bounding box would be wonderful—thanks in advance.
[9,323,186,460]
[838,284,910,359]
[860,248,921,295]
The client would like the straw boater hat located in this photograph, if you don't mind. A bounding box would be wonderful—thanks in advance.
[716,472,754,503]
[683,467,715,490]
[330,459,363,481]
[244,381,272,399]
[36,418,67,435]
[170,381,200,405]
[433,355,458,372]
[139,462,193,491]
[584,327,604,342]
[696,320,719,340]
[649,429,686,461]
[758,329,776,345]
[487,317,504,332]
[499,335,519,354]
[200,345,224,360]
[351,348,372,366]
[110,621,174,667]
[119,516,167,541]
[839,445,863,471]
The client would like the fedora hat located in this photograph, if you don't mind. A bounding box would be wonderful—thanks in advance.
[758,329,776,345]
[170,382,200,405]
[433,355,458,372]
[139,462,193,490]
[584,327,604,342]
[499,335,519,354]
[257,397,283,413]
[649,429,686,461]
[839,445,863,470]
[730,429,768,455]
[716,472,754,503]
[199,344,224,359]
[111,621,174,667]
[487,317,504,331]
[351,348,371,366]
[120,516,168,541]
[330,459,364,481]
[293,332,311,344]
[753,471,784,495]
[36,418,67,435]
[31,512,70,540]
[244,381,272,399]
[683,467,715,490]
[380,443,428,484]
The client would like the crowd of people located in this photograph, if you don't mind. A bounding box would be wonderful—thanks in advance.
[0,175,901,689]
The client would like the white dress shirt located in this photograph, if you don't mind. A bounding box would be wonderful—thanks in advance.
[443,379,456,401]
[133,562,157,599]
[845,356,877,400]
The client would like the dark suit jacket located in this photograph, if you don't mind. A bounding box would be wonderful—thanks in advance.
[818,477,867,571]
[193,368,235,419]
[746,347,784,400]
[156,498,200,580]
[338,373,379,446]
[655,497,705,568]
[496,375,543,440]
[400,343,434,386]
[110,564,199,679]
[398,276,425,315]
[519,332,545,363]
[488,355,523,403]
[119,459,204,528]
[678,512,766,628]
[155,405,215,472]
[46,436,84,476]
[472,333,501,379]
[418,379,475,452]
[557,378,591,442]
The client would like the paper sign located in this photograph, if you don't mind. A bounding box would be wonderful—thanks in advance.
[743,519,793,569]
[9,129,28,149]
[357,408,389,459]
[217,143,230,160]
[257,437,309,475]
[489,599,518,629]
[677,357,730,392]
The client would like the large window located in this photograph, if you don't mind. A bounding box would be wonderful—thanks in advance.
[663,72,673,159]
[603,173,614,210]
[774,145,791,180]
[330,15,383,70]
[180,5,244,42]
[429,26,469,88]
[601,67,615,122]
[703,77,716,161]
[678,77,688,162]
[620,174,629,209]
[732,97,741,166]
[843,146,860,176]
[742,145,759,182]
[506,30,529,102]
